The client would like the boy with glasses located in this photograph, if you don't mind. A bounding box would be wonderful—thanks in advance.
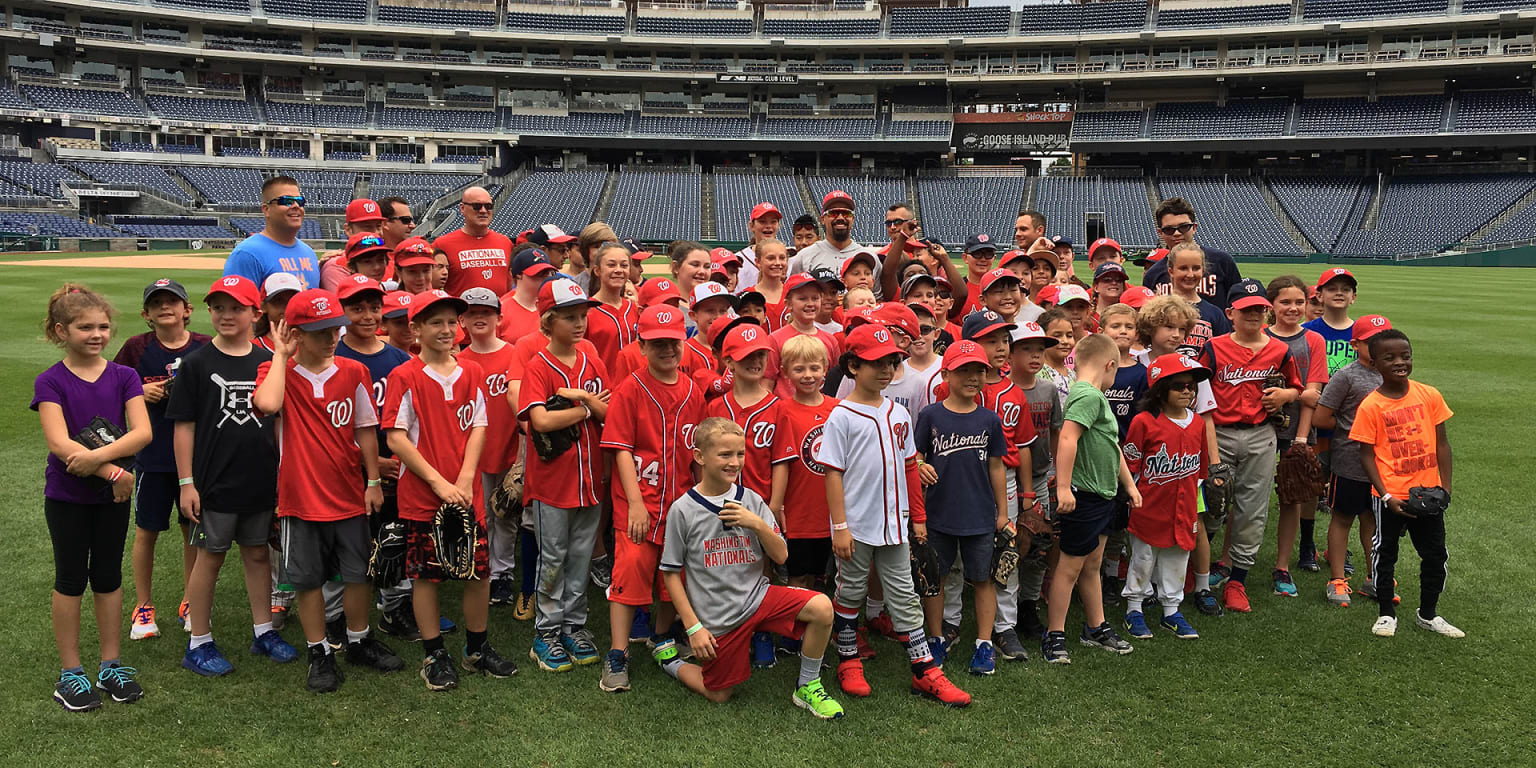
[1140,197,1243,307]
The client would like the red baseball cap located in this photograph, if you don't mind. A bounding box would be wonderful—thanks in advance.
[344,232,390,264]
[1036,285,1060,306]
[981,268,1022,292]
[382,290,413,319]
[844,324,906,362]
[1146,353,1212,387]
[722,323,773,361]
[537,278,600,316]
[1089,238,1122,259]
[336,273,385,302]
[749,202,783,221]
[285,289,349,331]
[345,199,385,224]
[638,304,687,341]
[407,289,467,322]
[999,249,1030,269]
[710,247,740,268]
[631,249,654,263]
[690,281,737,311]
[1352,314,1392,341]
[783,272,821,297]
[845,306,879,331]
[874,301,920,340]
[1120,285,1156,309]
[1315,267,1358,290]
[205,275,260,308]
[821,190,855,213]
[942,340,990,371]
[393,237,436,268]
[638,277,684,308]
[839,251,878,278]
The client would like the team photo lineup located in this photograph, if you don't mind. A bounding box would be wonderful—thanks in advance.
[37,174,1462,717]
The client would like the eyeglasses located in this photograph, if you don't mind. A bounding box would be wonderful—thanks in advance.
[461,202,493,212]
[1165,380,1198,392]
[1158,222,1195,236]
[918,325,938,336]
[885,218,909,227]
[387,215,415,225]
[267,195,305,207]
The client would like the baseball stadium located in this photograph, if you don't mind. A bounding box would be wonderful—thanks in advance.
[2,0,1533,764]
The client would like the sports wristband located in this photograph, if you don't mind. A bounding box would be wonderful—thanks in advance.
[831,522,849,531]
[366,478,382,487]
[178,477,194,487]
[108,467,124,483]
[1381,493,1395,503]
[685,622,703,637]
[1021,492,1036,499]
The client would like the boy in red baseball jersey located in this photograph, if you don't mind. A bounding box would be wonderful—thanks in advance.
[598,304,707,693]
[383,290,519,691]
[608,278,691,383]
[777,334,837,593]
[683,282,734,394]
[251,289,403,693]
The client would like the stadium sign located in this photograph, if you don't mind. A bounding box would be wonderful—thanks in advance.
[952,111,1073,154]
[716,73,800,84]
[72,188,139,198]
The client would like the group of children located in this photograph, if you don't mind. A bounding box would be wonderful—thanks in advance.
[36,228,1463,716]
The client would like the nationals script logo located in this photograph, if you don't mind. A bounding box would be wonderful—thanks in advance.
[1139,446,1202,486]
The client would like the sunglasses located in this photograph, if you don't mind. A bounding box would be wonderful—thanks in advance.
[267,195,305,207]
[387,215,415,225]
[885,218,909,227]
[918,325,938,336]
[1164,380,1198,392]
[1158,222,1195,236]
[936,291,952,300]
[461,202,493,211]
[354,235,385,248]
[824,210,853,219]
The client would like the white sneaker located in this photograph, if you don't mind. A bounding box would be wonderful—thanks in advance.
[1415,614,1466,638]
[1371,616,1397,637]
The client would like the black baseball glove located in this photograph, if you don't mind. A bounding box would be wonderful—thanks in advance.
[1405,486,1450,518]
[488,459,524,520]
[369,520,407,586]
[531,394,581,462]
[910,536,942,598]
[990,526,1020,587]
[1264,373,1292,430]
[1204,462,1235,529]
[432,502,478,580]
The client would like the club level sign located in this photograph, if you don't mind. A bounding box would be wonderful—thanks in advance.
[716,73,800,84]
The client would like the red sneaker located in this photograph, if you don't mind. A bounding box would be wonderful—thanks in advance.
[866,611,899,640]
[855,627,876,659]
[910,666,970,708]
[1223,581,1252,613]
[837,659,871,697]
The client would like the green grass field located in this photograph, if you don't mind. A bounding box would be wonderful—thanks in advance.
[3,260,1534,767]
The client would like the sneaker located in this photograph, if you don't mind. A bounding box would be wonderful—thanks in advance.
[1041,630,1071,664]
[968,641,996,676]
[438,616,457,634]
[1101,575,1125,606]
[776,636,802,657]
[1358,579,1401,605]
[866,611,899,640]
[1414,614,1466,639]
[1123,610,1153,639]
[855,627,875,659]
[346,634,404,672]
[530,633,575,672]
[994,629,1028,662]
[182,642,234,676]
[910,666,970,707]
[513,593,535,622]
[1298,542,1319,572]
[1371,615,1398,637]
[1272,569,1298,598]
[96,663,144,703]
[54,670,102,712]
[598,649,630,692]
[629,608,652,644]
[489,577,515,606]
[1080,622,1134,654]
[269,604,287,632]
[1159,612,1199,639]
[250,630,299,663]
[421,647,459,690]
[751,632,777,669]
[324,617,346,652]
[651,637,680,669]
[1222,581,1252,613]
[463,642,518,678]
[178,598,191,632]
[926,635,947,668]
[1194,589,1224,617]
[1326,579,1352,607]
[941,621,961,648]
[836,658,871,697]
[1208,562,1232,590]
[561,628,601,666]
[130,604,159,640]
[589,553,613,590]
[792,678,845,720]
[380,606,422,642]
[305,646,343,693]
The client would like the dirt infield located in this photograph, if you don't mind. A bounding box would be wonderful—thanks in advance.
[0,253,228,270]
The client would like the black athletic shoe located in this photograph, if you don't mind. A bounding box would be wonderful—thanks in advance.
[54,670,102,712]
[489,577,516,606]
[1101,575,1125,606]
[1194,589,1225,617]
[379,606,421,642]
[324,617,346,652]
[1041,631,1071,665]
[347,634,405,673]
[589,553,613,590]
[463,642,519,678]
[96,663,144,703]
[306,646,343,693]
[421,648,459,691]
[1080,622,1134,655]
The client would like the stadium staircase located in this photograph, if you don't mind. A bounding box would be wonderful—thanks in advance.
[1284,102,1300,136]
[1021,176,1037,211]
[701,171,717,240]
[1466,184,1536,242]
[1442,94,1458,132]
[1290,0,1304,21]
[1144,3,1158,28]
[1362,175,1387,231]
[905,177,921,221]
[1143,177,1161,213]
[1258,177,1317,251]
[595,169,620,223]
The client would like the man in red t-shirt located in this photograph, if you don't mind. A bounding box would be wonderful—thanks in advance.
[436,186,512,296]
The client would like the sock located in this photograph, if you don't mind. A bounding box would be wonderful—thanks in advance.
[346,627,369,644]
[519,531,538,595]
[657,653,684,679]
[1162,604,1180,617]
[466,629,487,656]
[866,597,884,617]
[63,665,85,676]
[1127,597,1144,614]
[1196,572,1211,591]
[99,659,119,672]
[190,632,214,650]
[307,640,331,655]
[1300,519,1316,548]
[423,635,445,656]
[832,609,859,661]
[903,627,934,675]
[1103,558,1121,578]
[1231,567,1249,585]
[797,653,822,687]
[253,621,273,638]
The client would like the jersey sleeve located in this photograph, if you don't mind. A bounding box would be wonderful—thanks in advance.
[351,368,379,428]
[1279,348,1304,390]
[516,356,552,421]
[470,389,488,428]
[1049,388,1064,430]
[658,500,688,573]
[380,368,415,431]
[747,489,780,536]
[1305,332,1328,385]
[1122,413,1149,477]
[913,405,933,457]
[771,406,796,464]
[815,408,849,472]
[598,380,637,452]
[1013,394,1038,447]
[112,335,143,368]
[1193,380,1217,415]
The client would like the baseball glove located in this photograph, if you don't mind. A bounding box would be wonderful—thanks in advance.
[488,459,524,520]
[432,502,478,580]
[1264,373,1292,430]
[910,536,942,598]
[1204,462,1235,529]
[990,526,1020,587]
[531,394,581,462]
[368,520,407,586]
[1405,486,1450,517]
[1276,442,1327,506]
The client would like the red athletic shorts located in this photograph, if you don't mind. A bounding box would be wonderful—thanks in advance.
[703,585,818,691]
[607,535,672,607]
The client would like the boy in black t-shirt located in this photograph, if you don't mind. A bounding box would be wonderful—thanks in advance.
[165,276,294,677]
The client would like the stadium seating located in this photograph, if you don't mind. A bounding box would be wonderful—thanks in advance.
[69,161,195,205]
[1069,110,1144,141]
[377,3,495,28]
[21,85,145,117]
[287,170,357,211]
[635,116,750,139]
[607,169,701,241]
[0,161,81,199]
[1157,176,1301,255]
[1158,3,1289,28]
[1480,202,1536,243]
[762,18,880,37]
[1018,1,1146,32]
[1334,174,1536,254]
[505,11,626,34]
[713,173,805,242]
[915,175,1029,247]
[230,217,324,239]
[760,118,878,139]
[1302,0,1448,20]
[111,142,156,153]
[636,16,753,36]
[264,101,314,126]
[110,216,236,238]
[1149,100,1288,139]
[315,105,369,128]
[146,94,259,124]
[1455,90,1536,133]
[369,171,481,210]
[887,120,952,139]
[491,168,607,237]
[803,174,906,243]
[1296,96,1443,136]
[1266,176,1370,252]
[151,0,250,14]
[0,212,118,237]
[262,0,367,21]
[0,83,33,110]
[0,177,48,203]
[1034,175,1157,249]
[502,111,627,136]
[889,7,1010,37]
[175,166,265,207]
[1463,0,1536,9]
[381,106,495,132]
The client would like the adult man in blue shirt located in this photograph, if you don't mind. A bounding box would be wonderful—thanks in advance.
[223,175,319,290]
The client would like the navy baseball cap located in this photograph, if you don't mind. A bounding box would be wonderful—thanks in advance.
[810,266,844,291]
[143,278,188,305]
[962,309,1012,341]
[510,248,557,278]
[1093,262,1128,283]
[1052,235,1075,249]
[1229,278,1271,310]
[964,233,998,254]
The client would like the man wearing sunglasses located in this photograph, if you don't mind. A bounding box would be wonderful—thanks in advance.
[223,175,319,291]
[1140,197,1243,308]
[319,199,388,292]
[789,190,873,291]
[436,186,512,296]
[378,197,416,250]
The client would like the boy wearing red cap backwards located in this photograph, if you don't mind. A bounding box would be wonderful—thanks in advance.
[598,304,708,693]
[252,288,403,692]
[384,290,519,691]
[818,324,970,707]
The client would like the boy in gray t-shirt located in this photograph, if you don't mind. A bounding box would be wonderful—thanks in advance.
[657,418,844,719]
[1007,322,1064,640]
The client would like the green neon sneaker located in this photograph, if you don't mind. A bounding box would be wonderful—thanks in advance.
[792,678,845,720]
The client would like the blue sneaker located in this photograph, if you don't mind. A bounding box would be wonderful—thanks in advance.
[560,628,601,666]
[751,632,777,669]
[182,642,234,676]
[629,608,652,644]
[968,640,996,676]
[926,635,947,668]
[1124,610,1154,639]
[438,616,457,634]
[1159,611,1199,639]
[250,630,299,663]
[1273,569,1299,598]
[529,632,574,672]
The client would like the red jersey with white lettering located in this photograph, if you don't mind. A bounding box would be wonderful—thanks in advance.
[683,335,725,395]
[494,291,539,344]
[457,343,517,474]
[705,390,790,501]
[586,299,638,365]
[517,346,609,509]
[1122,410,1208,550]
[778,396,837,538]
[600,368,707,545]
[506,334,600,383]
[256,357,377,522]
[381,358,489,523]
[930,378,1039,471]
[1196,334,1303,426]
[436,229,512,296]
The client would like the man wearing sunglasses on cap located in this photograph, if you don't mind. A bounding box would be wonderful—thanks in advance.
[436,185,513,297]
[1140,197,1243,308]
[223,175,319,291]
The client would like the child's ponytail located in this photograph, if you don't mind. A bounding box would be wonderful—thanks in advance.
[43,283,115,346]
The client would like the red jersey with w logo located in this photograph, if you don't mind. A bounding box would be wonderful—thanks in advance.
[256,357,377,522]
[1196,335,1303,426]
[381,358,489,523]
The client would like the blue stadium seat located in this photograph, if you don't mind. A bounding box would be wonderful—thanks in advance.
[1035,175,1157,250]
[1455,90,1536,133]
[146,94,259,123]
[635,116,751,138]
[0,212,119,237]
[1159,3,1288,27]
[381,106,495,132]
[1267,176,1371,252]
[175,166,265,207]
[262,0,367,21]
[1334,174,1536,254]
[889,7,1010,36]
[21,85,146,117]
[377,3,495,28]
[608,169,701,241]
[1069,110,1144,141]
[636,16,753,36]
[1018,1,1145,32]
[70,161,196,205]
[887,120,952,139]
[1149,100,1287,139]
[915,175,1028,247]
[761,118,878,139]
[1296,96,1442,136]
[0,82,33,110]
[803,175,906,243]
[1302,0,1448,19]
[490,168,607,237]
[713,173,805,242]
[230,217,324,239]
[151,0,250,14]
[505,11,626,34]
[762,17,879,37]
[0,161,83,199]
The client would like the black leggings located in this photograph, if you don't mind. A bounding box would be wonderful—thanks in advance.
[1371,501,1448,620]
[45,498,130,597]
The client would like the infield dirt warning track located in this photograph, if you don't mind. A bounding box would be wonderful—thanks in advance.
[0,253,229,270]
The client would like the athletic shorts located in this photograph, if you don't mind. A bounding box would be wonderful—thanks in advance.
[133,470,187,532]
[607,534,672,607]
[1057,489,1116,557]
[191,508,274,553]
[784,537,832,579]
[703,585,816,691]
[928,529,993,583]
[1327,474,1373,519]
[403,518,490,582]
[279,515,371,591]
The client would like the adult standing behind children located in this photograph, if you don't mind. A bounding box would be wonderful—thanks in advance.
[790,192,867,283]
[437,187,513,296]
[1140,198,1242,307]
[223,176,319,290]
